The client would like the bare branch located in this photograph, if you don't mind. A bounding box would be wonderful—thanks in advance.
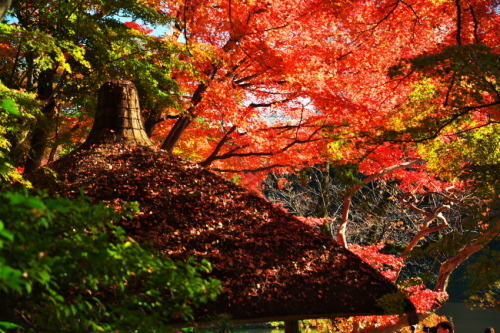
[398,190,462,260]
[469,4,480,43]
[199,125,323,167]
[200,125,237,167]
[337,158,425,248]
[455,0,462,45]
[210,164,293,173]
[435,224,500,292]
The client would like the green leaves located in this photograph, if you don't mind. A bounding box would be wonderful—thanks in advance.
[464,248,500,310]
[0,98,18,116]
[0,81,40,184]
[0,321,21,332]
[376,291,407,315]
[0,1,186,172]
[0,187,222,332]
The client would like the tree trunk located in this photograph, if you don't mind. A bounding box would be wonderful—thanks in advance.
[24,69,56,174]
[160,70,215,152]
[434,233,494,292]
[144,108,162,138]
[0,0,12,19]
[284,320,299,333]
[79,80,153,149]
[160,115,193,152]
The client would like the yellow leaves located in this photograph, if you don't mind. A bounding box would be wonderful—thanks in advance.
[387,78,439,132]
[327,140,346,161]
[417,122,500,185]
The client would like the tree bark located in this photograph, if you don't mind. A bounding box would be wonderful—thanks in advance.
[337,159,424,248]
[434,228,500,292]
[160,115,192,152]
[144,108,162,137]
[160,68,217,152]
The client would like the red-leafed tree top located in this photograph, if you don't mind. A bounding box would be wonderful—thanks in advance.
[4,0,500,194]
[141,0,500,194]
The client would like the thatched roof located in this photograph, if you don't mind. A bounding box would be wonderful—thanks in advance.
[29,80,416,326]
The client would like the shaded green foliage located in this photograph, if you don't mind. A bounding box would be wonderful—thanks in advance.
[0,187,222,332]
[464,243,500,310]
[0,84,39,184]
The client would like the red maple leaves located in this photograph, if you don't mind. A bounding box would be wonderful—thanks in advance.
[123,21,154,35]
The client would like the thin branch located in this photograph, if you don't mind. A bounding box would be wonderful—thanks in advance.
[234,73,260,84]
[469,4,480,44]
[66,0,87,20]
[208,150,273,161]
[400,216,449,261]
[281,128,322,152]
[443,73,456,107]
[43,68,67,105]
[200,125,237,167]
[378,100,500,144]
[7,43,22,87]
[398,191,461,260]
[210,164,293,173]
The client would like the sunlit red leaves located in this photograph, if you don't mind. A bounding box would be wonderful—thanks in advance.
[405,284,448,314]
[350,244,404,282]
[350,243,448,316]
[144,0,499,195]
[123,21,154,35]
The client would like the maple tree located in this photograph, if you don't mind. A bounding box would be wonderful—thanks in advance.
[1,0,500,332]
[264,165,499,332]
[0,0,497,178]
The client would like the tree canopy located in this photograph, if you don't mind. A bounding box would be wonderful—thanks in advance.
[1,0,499,183]
[1,0,500,332]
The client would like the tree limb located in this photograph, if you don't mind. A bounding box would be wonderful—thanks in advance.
[200,125,237,167]
[337,158,425,248]
[399,191,461,260]
[210,164,293,173]
[435,226,500,292]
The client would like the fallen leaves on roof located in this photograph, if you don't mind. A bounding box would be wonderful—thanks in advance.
[31,145,402,323]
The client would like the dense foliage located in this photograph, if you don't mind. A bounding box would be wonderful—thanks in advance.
[1,0,500,332]
[0,186,221,332]
[0,0,499,184]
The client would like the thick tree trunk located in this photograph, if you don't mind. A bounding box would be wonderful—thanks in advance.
[79,80,153,149]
